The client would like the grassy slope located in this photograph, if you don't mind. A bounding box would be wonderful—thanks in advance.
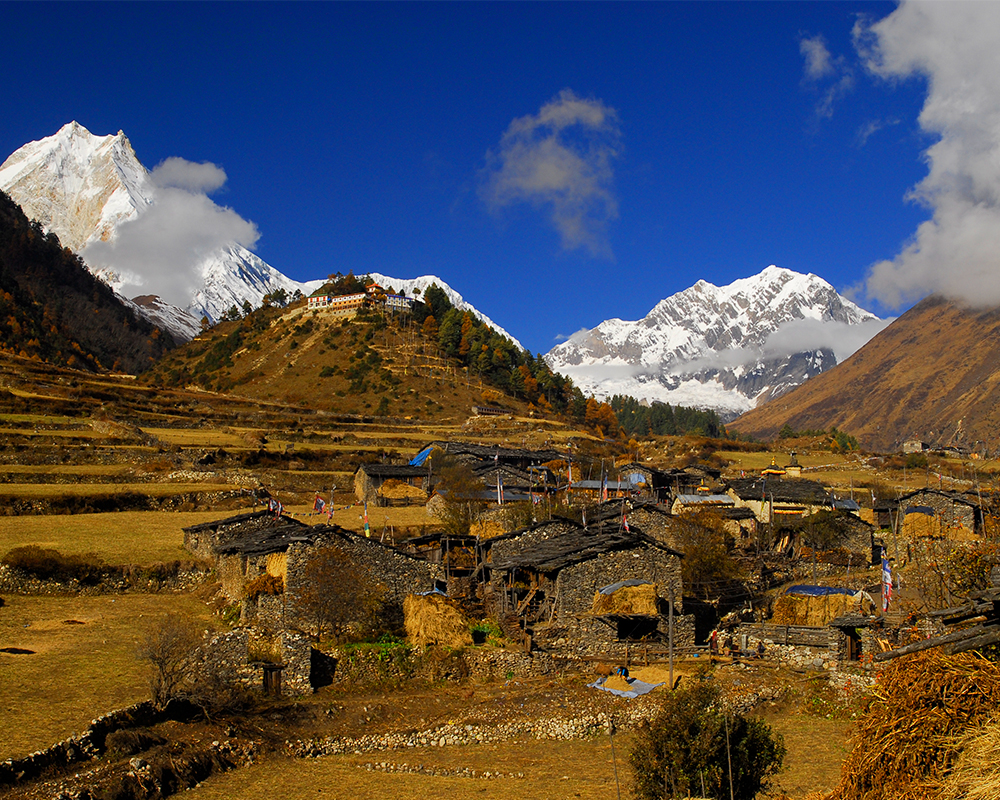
[0,593,219,759]
[145,303,542,424]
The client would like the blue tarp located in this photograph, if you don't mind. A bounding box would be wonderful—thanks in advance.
[785,585,856,597]
[409,446,434,467]
[598,579,652,595]
[906,505,935,516]
[588,676,663,698]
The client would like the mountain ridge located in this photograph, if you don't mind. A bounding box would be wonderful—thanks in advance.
[545,265,884,418]
[729,295,1000,452]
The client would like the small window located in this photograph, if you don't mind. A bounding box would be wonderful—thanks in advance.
[616,617,659,642]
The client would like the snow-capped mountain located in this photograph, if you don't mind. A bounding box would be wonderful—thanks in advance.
[545,266,884,418]
[0,122,517,346]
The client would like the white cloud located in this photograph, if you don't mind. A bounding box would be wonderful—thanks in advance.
[855,117,899,147]
[800,35,835,79]
[150,157,227,193]
[680,318,893,374]
[480,89,620,257]
[800,34,854,119]
[82,158,259,307]
[857,2,1000,308]
[759,317,893,363]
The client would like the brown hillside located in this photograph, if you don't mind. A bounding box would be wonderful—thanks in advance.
[144,302,539,424]
[730,296,1000,452]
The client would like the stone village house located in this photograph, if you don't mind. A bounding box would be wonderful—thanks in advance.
[183,510,439,694]
[475,517,694,659]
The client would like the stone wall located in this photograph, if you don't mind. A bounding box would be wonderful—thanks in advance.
[0,563,211,596]
[555,546,684,617]
[189,628,314,697]
[735,623,839,670]
[533,613,696,660]
[628,506,681,550]
[326,645,558,687]
[274,532,439,637]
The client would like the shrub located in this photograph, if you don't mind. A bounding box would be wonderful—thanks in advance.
[630,680,784,800]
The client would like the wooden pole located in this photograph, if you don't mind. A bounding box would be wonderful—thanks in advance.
[668,582,674,689]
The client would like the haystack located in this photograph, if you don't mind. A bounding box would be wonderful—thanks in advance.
[938,717,1000,800]
[830,650,1000,800]
[591,583,660,616]
[771,593,857,626]
[403,594,474,649]
[378,479,426,502]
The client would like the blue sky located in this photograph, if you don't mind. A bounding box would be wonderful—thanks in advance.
[3,1,996,355]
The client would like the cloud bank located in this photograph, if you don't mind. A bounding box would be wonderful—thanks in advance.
[82,158,259,307]
[480,89,621,257]
[857,2,1000,308]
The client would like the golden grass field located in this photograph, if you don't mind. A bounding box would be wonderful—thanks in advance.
[0,510,234,563]
[0,593,219,759]
[183,705,850,800]
[186,737,625,800]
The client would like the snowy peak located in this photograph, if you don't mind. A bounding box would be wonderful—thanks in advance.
[1,123,520,348]
[546,266,883,418]
[0,121,151,252]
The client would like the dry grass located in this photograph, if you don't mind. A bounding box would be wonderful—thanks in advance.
[184,736,625,800]
[0,464,133,476]
[139,427,251,447]
[937,717,1000,800]
[0,593,219,759]
[765,712,852,799]
[0,510,236,563]
[591,584,660,616]
[403,594,473,648]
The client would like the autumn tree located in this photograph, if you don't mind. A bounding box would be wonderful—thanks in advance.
[296,545,385,642]
[430,453,487,536]
[673,511,747,608]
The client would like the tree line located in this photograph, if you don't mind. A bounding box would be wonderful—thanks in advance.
[0,190,173,373]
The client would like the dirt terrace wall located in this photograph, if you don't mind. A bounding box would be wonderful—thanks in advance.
[0,489,256,517]
[0,702,158,789]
